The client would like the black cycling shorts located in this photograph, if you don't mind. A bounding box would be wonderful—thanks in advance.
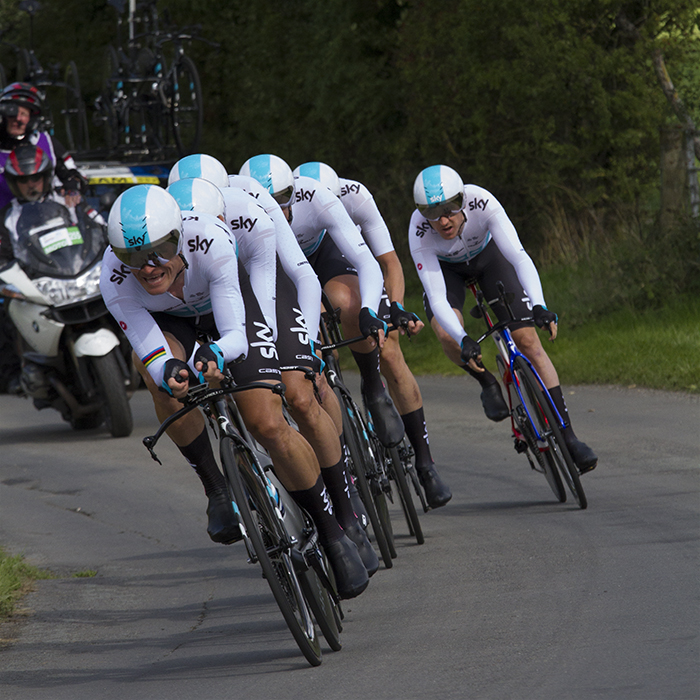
[275,262,322,374]
[150,260,282,385]
[422,239,534,331]
[306,232,358,287]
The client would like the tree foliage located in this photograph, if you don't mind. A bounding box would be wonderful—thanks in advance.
[0,0,697,266]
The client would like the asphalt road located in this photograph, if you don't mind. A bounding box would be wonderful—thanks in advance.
[0,375,697,700]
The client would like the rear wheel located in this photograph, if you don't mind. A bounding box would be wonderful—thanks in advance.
[90,351,133,437]
[388,442,424,544]
[220,437,322,666]
[170,55,202,156]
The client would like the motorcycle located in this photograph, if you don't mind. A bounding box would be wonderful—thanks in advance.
[0,197,136,437]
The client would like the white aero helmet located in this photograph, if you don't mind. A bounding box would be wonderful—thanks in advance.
[107,185,182,268]
[292,161,341,197]
[168,153,229,188]
[166,177,225,219]
[239,154,295,207]
[413,165,465,221]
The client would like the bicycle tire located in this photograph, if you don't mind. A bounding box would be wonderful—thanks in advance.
[16,49,32,82]
[368,434,397,559]
[511,356,566,503]
[99,46,121,152]
[387,442,424,545]
[520,362,588,510]
[298,547,342,652]
[63,61,89,153]
[336,387,393,569]
[170,54,202,156]
[220,436,322,666]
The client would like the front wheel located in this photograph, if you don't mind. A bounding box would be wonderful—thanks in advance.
[220,437,322,666]
[387,442,424,545]
[89,351,133,437]
[64,61,89,153]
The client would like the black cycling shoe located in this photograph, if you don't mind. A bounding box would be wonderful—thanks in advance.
[565,436,598,475]
[206,490,242,544]
[363,389,405,447]
[324,534,370,599]
[417,464,452,509]
[343,520,379,576]
[480,382,510,422]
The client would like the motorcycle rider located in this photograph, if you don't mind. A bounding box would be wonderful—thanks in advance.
[0,82,86,211]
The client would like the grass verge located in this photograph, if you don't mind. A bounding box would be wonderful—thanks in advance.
[0,548,52,619]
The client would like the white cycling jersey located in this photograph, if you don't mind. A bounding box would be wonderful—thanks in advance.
[290,175,384,313]
[409,184,546,345]
[227,173,322,334]
[100,211,247,386]
[338,178,394,258]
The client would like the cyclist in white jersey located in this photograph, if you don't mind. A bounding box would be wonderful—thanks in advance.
[240,154,408,455]
[166,159,379,576]
[297,163,452,508]
[101,183,370,599]
[409,165,597,474]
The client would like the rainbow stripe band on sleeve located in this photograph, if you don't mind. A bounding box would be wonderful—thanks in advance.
[142,346,167,368]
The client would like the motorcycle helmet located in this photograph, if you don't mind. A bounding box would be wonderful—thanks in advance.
[107,185,182,268]
[166,177,225,219]
[4,143,54,202]
[0,82,43,137]
[413,165,465,221]
[293,161,341,197]
[167,153,229,188]
[239,154,294,207]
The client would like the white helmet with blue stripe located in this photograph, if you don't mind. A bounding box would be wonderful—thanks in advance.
[166,177,225,219]
[107,185,182,268]
[168,153,229,188]
[293,161,341,197]
[413,165,465,221]
[239,154,295,207]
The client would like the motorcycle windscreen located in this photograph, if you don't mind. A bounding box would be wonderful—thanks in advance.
[12,199,106,278]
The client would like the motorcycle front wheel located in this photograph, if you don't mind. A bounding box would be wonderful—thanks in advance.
[89,350,133,438]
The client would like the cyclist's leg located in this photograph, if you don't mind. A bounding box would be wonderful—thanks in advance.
[319,255,404,446]
[377,296,451,508]
[135,317,239,543]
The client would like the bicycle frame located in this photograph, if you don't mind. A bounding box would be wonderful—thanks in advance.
[469,283,567,439]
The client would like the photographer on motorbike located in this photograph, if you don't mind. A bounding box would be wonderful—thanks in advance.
[0,82,86,211]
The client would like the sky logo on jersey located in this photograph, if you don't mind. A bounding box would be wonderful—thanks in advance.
[187,236,213,254]
[229,216,258,232]
[110,264,132,285]
[294,188,315,203]
[415,221,432,238]
[341,183,361,196]
[468,197,489,211]
[142,346,166,368]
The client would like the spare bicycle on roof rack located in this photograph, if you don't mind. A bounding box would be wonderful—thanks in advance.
[93,0,218,160]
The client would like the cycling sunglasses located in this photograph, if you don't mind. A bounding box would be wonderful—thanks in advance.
[112,230,181,269]
[273,185,294,208]
[15,173,45,184]
[417,192,465,221]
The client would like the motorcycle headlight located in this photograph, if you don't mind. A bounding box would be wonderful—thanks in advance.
[33,263,103,306]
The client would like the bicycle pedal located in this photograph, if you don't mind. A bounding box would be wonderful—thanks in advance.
[514,438,529,454]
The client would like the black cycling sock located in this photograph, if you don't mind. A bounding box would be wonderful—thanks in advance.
[462,363,498,388]
[321,456,356,529]
[177,428,227,496]
[401,407,434,470]
[548,385,574,437]
[351,348,384,398]
[290,474,343,547]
